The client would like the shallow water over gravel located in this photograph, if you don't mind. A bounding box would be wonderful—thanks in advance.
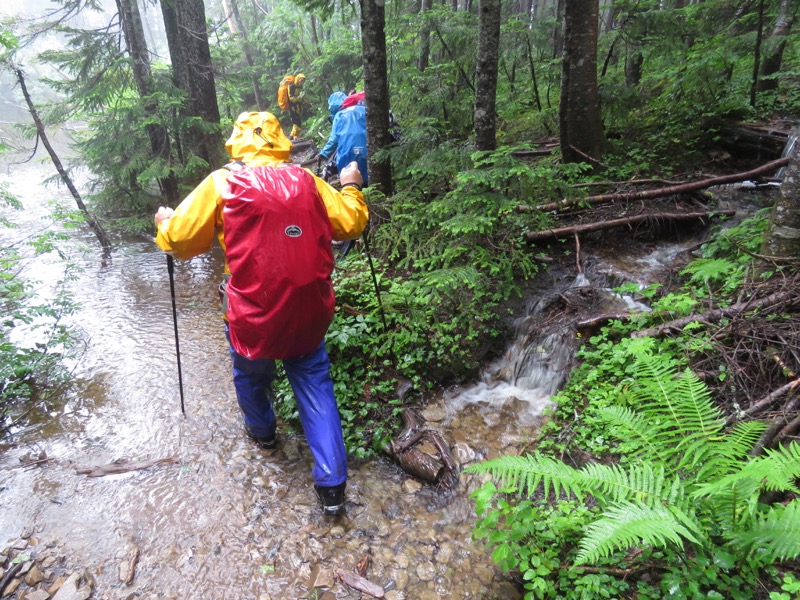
[0,161,544,599]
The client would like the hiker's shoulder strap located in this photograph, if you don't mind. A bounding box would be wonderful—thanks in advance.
[223,160,246,171]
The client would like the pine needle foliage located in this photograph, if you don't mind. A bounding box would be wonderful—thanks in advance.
[468,347,800,597]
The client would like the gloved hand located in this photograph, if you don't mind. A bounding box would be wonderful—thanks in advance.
[339,161,363,189]
[155,206,174,229]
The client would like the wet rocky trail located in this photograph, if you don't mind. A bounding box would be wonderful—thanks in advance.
[1,148,789,599]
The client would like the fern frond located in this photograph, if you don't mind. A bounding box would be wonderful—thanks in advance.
[597,406,668,464]
[692,471,762,528]
[575,501,700,564]
[626,354,726,473]
[698,421,768,477]
[632,355,721,433]
[756,441,800,493]
[728,501,800,562]
[464,453,585,501]
[578,462,690,512]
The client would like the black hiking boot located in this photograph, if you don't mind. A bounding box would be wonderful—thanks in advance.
[246,429,277,450]
[315,482,346,517]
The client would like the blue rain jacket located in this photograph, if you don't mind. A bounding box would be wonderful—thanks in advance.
[320,103,368,186]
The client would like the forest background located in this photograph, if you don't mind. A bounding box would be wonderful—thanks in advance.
[1,0,800,596]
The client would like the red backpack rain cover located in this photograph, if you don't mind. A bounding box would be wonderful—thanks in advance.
[222,164,335,360]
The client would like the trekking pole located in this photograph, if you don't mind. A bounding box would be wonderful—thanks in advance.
[361,222,388,336]
[166,254,186,415]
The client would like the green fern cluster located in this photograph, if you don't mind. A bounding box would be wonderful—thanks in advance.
[468,345,800,593]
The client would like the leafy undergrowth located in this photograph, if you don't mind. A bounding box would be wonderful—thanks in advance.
[467,210,800,598]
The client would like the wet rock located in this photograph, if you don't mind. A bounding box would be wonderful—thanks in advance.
[496,580,524,599]
[421,406,446,422]
[434,574,451,596]
[453,442,476,466]
[11,539,29,551]
[305,563,335,589]
[474,563,495,586]
[401,479,422,494]
[51,573,91,600]
[3,579,22,597]
[394,553,409,570]
[24,564,45,586]
[117,545,140,585]
[329,525,345,537]
[434,542,454,564]
[47,575,65,596]
[415,560,436,581]
[393,568,409,590]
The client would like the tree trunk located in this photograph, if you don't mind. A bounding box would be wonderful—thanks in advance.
[160,0,224,173]
[525,34,543,111]
[750,0,766,108]
[761,135,800,260]
[559,0,606,164]
[552,0,564,59]
[474,0,501,151]
[625,43,643,87]
[417,0,433,72]
[14,68,112,253]
[756,0,798,93]
[116,0,179,203]
[360,0,394,200]
[223,0,265,110]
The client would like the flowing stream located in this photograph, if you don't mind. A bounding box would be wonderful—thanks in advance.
[0,155,775,599]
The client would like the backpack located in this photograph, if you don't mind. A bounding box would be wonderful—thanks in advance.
[222,164,335,360]
[277,75,295,110]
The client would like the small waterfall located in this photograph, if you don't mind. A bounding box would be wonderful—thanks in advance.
[776,134,797,181]
[443,269,654,428]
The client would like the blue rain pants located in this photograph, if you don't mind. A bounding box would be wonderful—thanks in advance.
[225,325,348,487]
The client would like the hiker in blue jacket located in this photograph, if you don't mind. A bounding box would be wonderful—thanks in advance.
[320,91,368,186]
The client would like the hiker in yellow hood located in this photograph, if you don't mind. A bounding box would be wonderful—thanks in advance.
[287,73,309,140]
[155,111,367,265]
[154,111,368,517]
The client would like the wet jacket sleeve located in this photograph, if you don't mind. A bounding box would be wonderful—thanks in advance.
[155,169,228,260]
[288,83,303,103]
[309,170,369,241]
[320,112,341,159]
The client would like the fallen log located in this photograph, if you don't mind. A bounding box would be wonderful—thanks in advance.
[575,312,635,331]
[511,149,555,157]
[76,457,179,477]
[632,288,799,339]
[749,392,800,456]
[718,123,789,159]
[725,379,800,426]
[524,210,736,243]
[520,157,790,213]
[572,177,684,188]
